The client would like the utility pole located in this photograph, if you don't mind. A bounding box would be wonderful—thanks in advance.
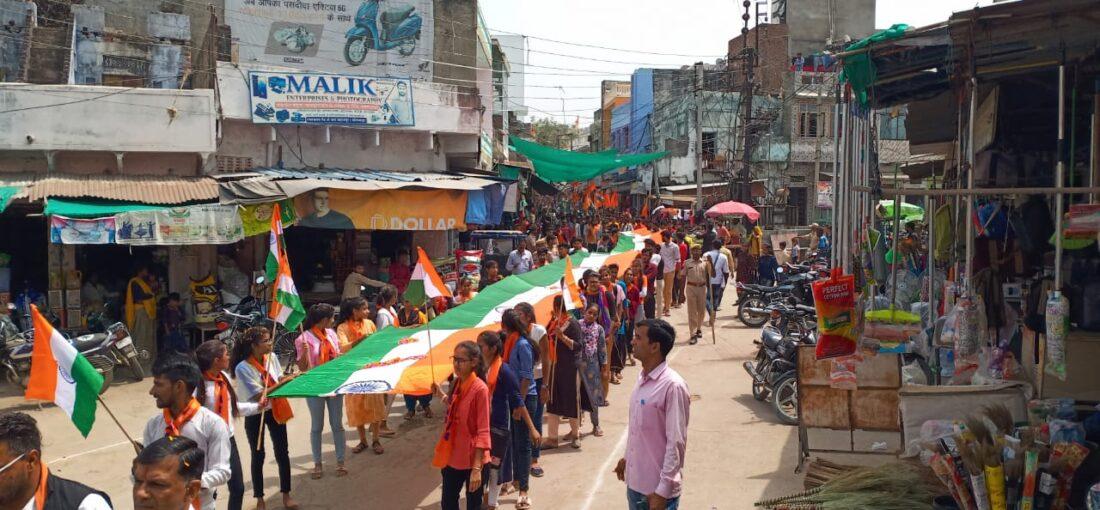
[737,0,756,204]
[694,62,705,212]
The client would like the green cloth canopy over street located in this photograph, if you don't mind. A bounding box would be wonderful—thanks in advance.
[508,135,669,182]
[878,200,924,222]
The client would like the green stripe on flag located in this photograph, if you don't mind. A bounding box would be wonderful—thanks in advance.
[272,234,641,397]
[70,354,103,437]
[274,289,305,331]
[404,279,427,307]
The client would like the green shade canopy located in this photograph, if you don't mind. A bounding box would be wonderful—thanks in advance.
[509,135,669,183]
[839,23,911,105]
[0,186,19,213]
[44,198,177,218]
[879,200,924,221]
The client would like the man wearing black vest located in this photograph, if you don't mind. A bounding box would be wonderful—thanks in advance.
[0,411,113,510]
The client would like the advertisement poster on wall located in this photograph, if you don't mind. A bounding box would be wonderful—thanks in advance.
[226,0,433,82]
[249,71,414,126]
[116,205,245,246]
[49,216,116,245]
[293,188,467,231]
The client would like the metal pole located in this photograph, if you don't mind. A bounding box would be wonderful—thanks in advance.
[695,62,705,211]
[965,79,977,292]
[1054,65,1066,291]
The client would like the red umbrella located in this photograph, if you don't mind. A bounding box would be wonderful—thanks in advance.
[705,201,760,222]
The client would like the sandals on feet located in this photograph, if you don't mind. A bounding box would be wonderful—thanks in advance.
[335,465,348,477]
[530,464,545,478]
[372,440,384,455]
[516,495,532,509]
[310,465,323,480]
[422,406,433,419]
[352,442,369,454]
[593,427,604,437]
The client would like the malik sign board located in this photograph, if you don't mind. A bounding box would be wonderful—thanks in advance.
[248,71,415,126]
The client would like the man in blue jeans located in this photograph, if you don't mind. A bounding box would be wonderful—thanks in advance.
[615,319,689,510]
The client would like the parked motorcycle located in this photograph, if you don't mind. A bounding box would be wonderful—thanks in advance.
[344,0,424,66]
[742,303,817,425]
[70,320,146,382]
[735,267,819,327]
[2,304,115,392]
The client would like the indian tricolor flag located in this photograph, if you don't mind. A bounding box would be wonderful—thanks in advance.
[25,305,102,437]
[266,202,305,330]
[404,247,452,307]
[270,229,660,398]
[561,255,584,311]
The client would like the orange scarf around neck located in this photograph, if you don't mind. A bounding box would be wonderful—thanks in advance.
[32,460,48,510]
[164,398,202,437]
[501,331,521,364]
[203,371,231,424]
[247,356,294,424]
[431,373,481,469]
[546,314,567,363]
[486,357,503,396]
[312,327,336,365]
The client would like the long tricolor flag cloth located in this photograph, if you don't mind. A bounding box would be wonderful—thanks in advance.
[25,305,103,437]
[272,229,659,397]
[265,202,305,331]
[404,247,453,307]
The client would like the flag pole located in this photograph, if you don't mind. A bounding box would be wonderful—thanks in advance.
[96,394,141,454]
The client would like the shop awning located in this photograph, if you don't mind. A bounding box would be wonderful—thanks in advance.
[0,185,19,213]
[43,198,175,218]
[217,168,502,204]
[27,175,219,204]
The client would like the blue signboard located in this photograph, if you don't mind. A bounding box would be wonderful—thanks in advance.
[248,71,415,127]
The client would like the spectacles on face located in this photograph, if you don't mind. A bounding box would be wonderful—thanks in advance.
[451,356,472,365]
[0,452,27,475]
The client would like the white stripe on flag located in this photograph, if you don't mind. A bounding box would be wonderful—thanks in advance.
[50,327,78,416]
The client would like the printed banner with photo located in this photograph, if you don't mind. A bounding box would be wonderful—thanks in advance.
[116,205,245,246]
[49,216,116,244]
[293,188,467,231]
[816,181,834,209]
[227,0,434,81]
[239,199,299,237]
[248,71,414,126]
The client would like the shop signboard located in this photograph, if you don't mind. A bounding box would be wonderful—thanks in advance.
[294,188,467,231]
[816,181,833,209]
[248,71,414,126]
[116,205,245,246]
[226,0,433,82]
[49,216,116,244]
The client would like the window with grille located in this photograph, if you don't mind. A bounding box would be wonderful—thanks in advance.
[798,104,827,138]
[216,156,254,173]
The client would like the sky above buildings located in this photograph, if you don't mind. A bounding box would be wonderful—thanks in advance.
[479,0,997,126]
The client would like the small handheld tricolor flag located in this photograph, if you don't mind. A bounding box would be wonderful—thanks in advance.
[25,305,103,437]
[405,247,453,306]
[266,202,306,331]
[561,255,584,311]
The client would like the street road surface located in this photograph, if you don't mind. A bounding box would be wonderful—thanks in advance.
[0,304,808,509]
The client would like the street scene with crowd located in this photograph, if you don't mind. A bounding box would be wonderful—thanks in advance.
[4,0,1100,509]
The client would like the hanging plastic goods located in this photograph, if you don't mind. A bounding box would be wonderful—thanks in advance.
[455,249,483,288]
[812,268,858,360]
[1044,292,1069,381]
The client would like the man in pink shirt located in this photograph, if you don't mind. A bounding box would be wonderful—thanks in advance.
[615,319,690,510]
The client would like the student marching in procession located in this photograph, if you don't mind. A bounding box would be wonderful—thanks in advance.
[295,303,347,480]
[194,340,253,510]
[432,341,491,510]
[336,297,390,456]
[231,328,298,510]
[143,354,231,510]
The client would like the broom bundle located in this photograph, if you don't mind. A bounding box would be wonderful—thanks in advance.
[756,463,935,509]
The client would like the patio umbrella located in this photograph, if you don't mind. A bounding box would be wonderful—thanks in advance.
[705,201,760,222]
[878,200,924,221]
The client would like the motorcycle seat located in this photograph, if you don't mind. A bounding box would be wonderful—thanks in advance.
[70,333,106,351]
[795,304,817,315]
[761,328,783,350]
[742,284,778,292]
[382,6,415,25]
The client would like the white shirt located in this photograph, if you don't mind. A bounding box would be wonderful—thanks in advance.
[506,249,534,274]
[143,407,231,510]
[198,371,262,437]
[706,250,730,286]
[23,494,112,510]
[528,323,547,380]
[659,242,680,274]
[375,307,398,329]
